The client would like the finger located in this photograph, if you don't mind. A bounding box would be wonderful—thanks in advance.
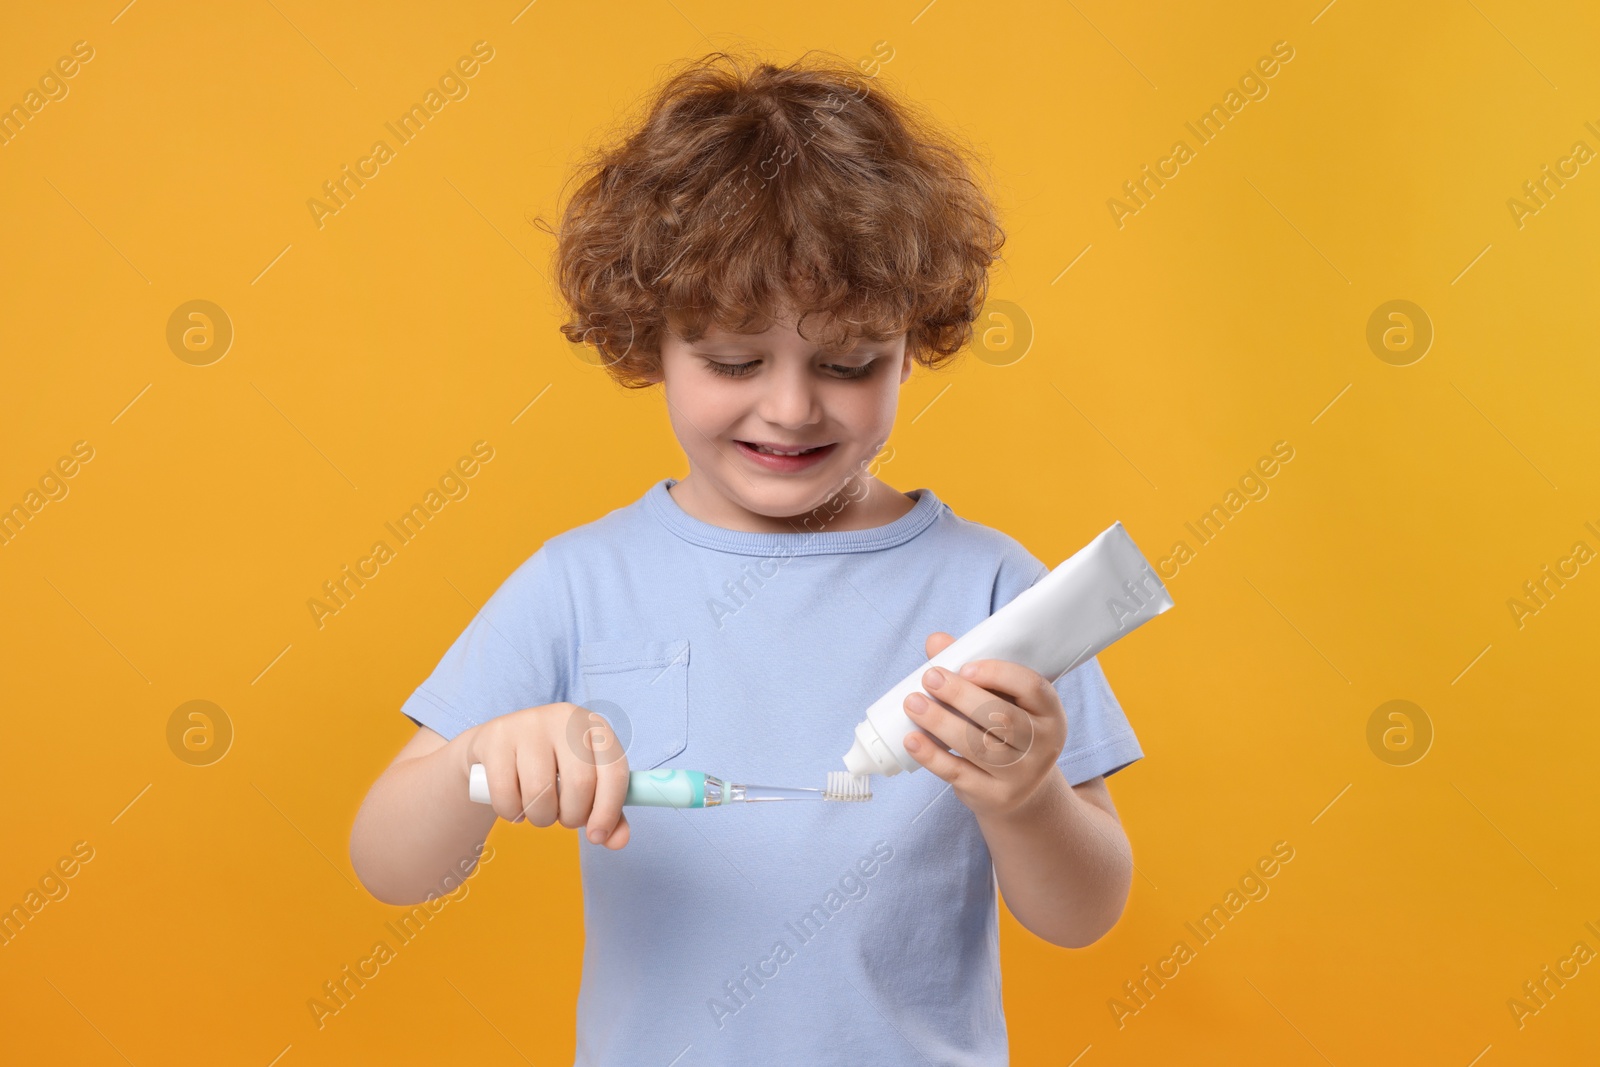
[914,666,1028,752]
[903,728,975,788]
[586,728,629,846]
[924,630,956,660]
[601,811,631,850]
[554,716,599,830]
[485,756,525,825]
[951,659,1062,719]
[515,744,558,827]
[902,691,999,778]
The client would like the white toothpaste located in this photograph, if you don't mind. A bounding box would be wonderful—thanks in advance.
[840,521,1175,778]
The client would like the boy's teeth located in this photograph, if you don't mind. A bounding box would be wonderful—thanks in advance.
[751,443,820,455]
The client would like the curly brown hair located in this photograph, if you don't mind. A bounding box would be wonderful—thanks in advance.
[531,49,1006,389]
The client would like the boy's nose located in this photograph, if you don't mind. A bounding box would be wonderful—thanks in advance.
[755,367,823,429]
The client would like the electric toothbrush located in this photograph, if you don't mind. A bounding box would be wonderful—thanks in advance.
[467,764,871,810]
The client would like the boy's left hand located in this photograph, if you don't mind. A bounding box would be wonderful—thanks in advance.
[901,631,1068,819]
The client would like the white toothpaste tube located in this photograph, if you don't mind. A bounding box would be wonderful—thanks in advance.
[840,521,1175,778]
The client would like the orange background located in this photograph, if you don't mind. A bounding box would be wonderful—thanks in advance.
[3,1,1597,1064]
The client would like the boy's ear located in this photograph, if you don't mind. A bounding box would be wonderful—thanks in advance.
[899,348,914,384]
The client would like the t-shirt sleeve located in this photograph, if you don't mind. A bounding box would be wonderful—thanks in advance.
[993,549,1144,787]
[399,543,574,742]
[1051,653,1143,786]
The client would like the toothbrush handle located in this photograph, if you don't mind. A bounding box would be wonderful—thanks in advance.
[467,763,706,810]
[624,768,707,808]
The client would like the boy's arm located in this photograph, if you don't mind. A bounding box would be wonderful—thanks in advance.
[349,725,498,906]
[901,632,1136,949]
[973,771,1134,950]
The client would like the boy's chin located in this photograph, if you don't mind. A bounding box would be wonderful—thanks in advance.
[713,473,850,517]
[733,483,832,516]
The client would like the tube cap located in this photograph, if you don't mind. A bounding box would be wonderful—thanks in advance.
[842,722,902,778]
[468,763,491,804]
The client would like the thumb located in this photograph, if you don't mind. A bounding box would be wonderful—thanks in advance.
[925,630,956,659]
[601,811,631,850]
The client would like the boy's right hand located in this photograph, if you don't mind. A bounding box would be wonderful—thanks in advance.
[461,703,632,850]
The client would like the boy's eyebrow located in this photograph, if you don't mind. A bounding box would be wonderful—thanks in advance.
[692,339,880,355]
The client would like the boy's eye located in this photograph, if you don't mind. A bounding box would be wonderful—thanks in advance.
[704,359,759,378]
[698,357,879,379]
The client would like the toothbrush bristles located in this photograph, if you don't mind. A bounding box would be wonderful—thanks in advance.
[824,771,872,802]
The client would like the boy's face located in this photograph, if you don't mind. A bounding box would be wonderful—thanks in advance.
[646,306,913,531]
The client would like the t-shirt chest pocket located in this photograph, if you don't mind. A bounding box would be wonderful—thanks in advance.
[575,638,690,771]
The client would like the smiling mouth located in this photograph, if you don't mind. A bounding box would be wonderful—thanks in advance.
[731,440,840,471]
[736,441,833,456]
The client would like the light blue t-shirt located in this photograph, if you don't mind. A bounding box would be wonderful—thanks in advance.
[401,478,1143,1067]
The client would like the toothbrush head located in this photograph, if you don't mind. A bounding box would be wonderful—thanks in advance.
[824,771,873,802]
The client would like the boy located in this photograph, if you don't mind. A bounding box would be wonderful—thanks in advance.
[350,50,1141,1065]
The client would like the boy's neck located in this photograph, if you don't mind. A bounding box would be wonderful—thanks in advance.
[668,474,917,534]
